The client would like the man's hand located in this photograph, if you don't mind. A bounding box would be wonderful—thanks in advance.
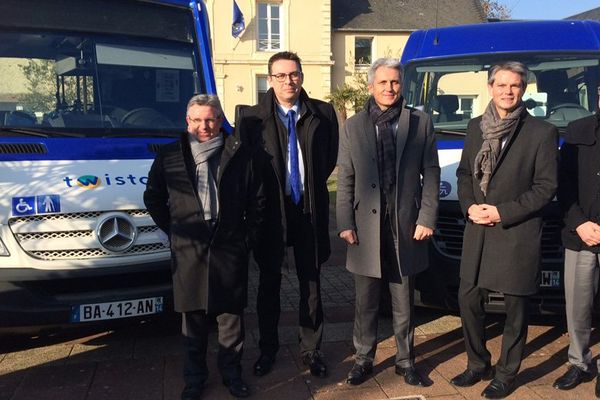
[339,229,358,245]
[468,203,501,226]
[413,225,433,240]
[576,221,600,247]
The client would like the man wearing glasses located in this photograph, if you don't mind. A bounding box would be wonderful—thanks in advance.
[554,85,600,398]
[144,94,264,399]
[236,51,339,378]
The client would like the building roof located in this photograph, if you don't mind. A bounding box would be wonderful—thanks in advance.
[566,7,600,21]
[332,0,486,31]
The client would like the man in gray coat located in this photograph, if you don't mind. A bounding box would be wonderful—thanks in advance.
[337,58,440,386]
[452,62,558,399]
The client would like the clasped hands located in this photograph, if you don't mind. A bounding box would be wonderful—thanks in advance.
[468,203,501,226]
[576,221,600,247]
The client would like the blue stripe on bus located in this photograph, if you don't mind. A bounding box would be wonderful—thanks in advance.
[437,137,563,150]
[437,140,464,150]
[0,137,178,161]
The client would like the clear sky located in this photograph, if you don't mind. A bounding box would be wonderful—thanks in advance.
[500,0,599,20]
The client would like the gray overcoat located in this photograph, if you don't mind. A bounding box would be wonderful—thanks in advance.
[336,100,440,278]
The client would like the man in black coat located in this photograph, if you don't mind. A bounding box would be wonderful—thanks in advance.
[144,94,263,399]
[554,89,600,397]
[452,62,558,399]
[236,51,338,378]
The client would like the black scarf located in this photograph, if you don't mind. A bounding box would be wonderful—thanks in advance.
[367,96,402,194]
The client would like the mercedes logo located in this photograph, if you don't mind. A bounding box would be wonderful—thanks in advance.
[95,212,137,253]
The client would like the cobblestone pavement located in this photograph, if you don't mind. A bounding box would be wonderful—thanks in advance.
[1,256,599,400]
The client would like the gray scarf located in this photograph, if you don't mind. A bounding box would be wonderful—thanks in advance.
[474,101,524,196]
[189,133,224,221]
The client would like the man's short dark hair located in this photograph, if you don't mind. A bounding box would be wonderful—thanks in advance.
[268,51,302,75]
[488,61,529,90]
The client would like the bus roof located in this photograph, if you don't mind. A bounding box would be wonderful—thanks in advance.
[141,0,192,7]
[401,20,600,64]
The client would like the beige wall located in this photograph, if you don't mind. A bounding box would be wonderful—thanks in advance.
[205,0,333,121]
[330,31,410,118]
[0,59,28,95]
[331,31,409,89]
[437,72,541,119]
[0,59,28,107]
[438,71,489,117]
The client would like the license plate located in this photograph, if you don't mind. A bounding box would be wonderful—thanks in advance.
[70,297,163,322]
[540,270,560,288]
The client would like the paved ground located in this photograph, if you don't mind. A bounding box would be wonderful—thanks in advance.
[1,252,599,400]
[1,208,599,400]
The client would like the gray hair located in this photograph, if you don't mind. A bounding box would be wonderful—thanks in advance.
[488,62,529,90]
[187,94,224,118]
[367,58,403,85]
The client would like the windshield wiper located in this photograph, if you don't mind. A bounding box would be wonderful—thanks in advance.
[0,127,85,138]
[436,129,466,136]
[105,132,181,138]
[0,127,49,137]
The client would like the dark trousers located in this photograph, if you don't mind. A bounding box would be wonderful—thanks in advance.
[181,311,244,388]
[458,279,529,383]
[352,213,415,368]
[256,197,324,357]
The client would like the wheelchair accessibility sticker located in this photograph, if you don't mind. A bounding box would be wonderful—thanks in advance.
[12,195,61,216]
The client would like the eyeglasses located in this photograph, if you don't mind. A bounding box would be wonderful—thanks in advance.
[269,71,302,82]
[188,117,219,125]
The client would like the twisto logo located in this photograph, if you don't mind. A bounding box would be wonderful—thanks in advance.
[75,175,101,189]
[63,173,148,189]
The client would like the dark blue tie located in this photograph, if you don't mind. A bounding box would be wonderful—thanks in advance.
[287,110,301,205]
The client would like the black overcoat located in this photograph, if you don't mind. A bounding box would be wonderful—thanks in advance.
[456,111,558,295]
[236,88,338,269]
[143,130,263,313]
[558,113,600,252]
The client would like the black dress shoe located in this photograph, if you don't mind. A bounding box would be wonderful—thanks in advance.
[595,373,600,398]
[450,366,494,387]
[395,366,426,387]
[481,379,512,399]
[222,377,250,398]
[253,354,275,377]
[181,384,203,400]
[553,365,594,390]
[302,352,327,378]
[346,363,373,385]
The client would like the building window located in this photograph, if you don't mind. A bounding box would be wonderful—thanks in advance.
[257,75,269,103]
[355,38,373,67]
[258,3,281,51]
